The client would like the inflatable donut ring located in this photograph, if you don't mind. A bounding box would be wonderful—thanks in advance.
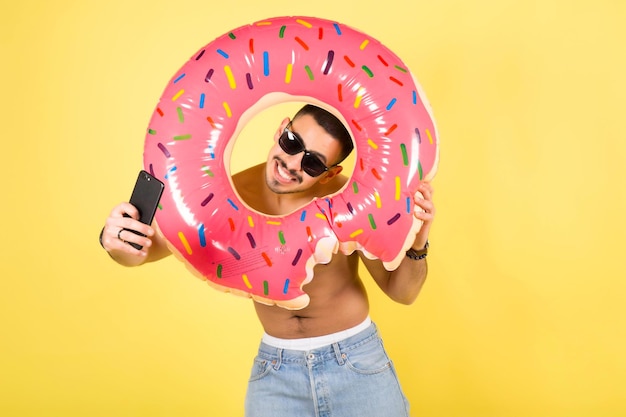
[143,16,439,310]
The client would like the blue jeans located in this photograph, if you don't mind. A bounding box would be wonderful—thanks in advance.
[244,323,410,417]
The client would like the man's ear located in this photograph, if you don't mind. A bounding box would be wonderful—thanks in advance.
[318,165,343,184]
[274,117,291,142]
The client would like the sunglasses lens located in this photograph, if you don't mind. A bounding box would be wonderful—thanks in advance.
[302,154,327,177]
[278,126,329,177]
[279,129,304,155]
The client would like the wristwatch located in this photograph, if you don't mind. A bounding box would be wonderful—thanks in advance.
[405,240,429,260]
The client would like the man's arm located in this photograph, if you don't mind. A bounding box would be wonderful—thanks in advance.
[360,182,435,305]
[100,202,172,266]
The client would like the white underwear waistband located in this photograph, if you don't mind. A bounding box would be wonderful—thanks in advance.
[261,316,372,351]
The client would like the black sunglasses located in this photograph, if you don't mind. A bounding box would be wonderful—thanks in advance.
[278,123,332,177]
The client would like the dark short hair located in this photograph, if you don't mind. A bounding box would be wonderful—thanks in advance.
[293,104,354,164]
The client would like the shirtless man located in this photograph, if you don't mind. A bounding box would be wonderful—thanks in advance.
[100,104,435,417]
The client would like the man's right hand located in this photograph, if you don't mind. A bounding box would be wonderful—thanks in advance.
[101,202,170,266]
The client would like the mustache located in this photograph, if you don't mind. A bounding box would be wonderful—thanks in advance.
[274,157,303,183]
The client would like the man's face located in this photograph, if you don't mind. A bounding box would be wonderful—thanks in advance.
[265,114,342,195]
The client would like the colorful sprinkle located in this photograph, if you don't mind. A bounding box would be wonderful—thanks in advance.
[352,181,359,193]
[362,66,374,78]
[300,211,307,222]
[295,36,309,50]
[426,129,434,145]
[205,69,214,82]
[374,190,382,208]
[344,55,355,67]
[333,23,342,35]
[267,220,281,226]
[178,232,192,255]
[371,168,382,181]
[228,32,236,40]
[158,143,171,158]
[285,63,293,84]
[395,176,401,200]
[283,279,290,294]
[322,50,334,75]
[360,40,369,50]
[304,65,314,80]
[347,202,355,214]
[199,93,205,108]
[165,166,177,179]
[263,52,270,76]
[172,89,184,101]
[412,90,417,105]
[263,281,269,295]
[249,38,255,53]
[217,264,222,278]
[228,218,235,231]
[198,224,206,247]
[337,84,343,102]
[377,55,389,66]
[349,229,364,238]
[279,26,287,38]
[415,128,422,144]
[385,124,398,136]
[195,50,205,60]
[367,138,378,150]
[296,18,313,28]
[224,65,236,89]
[262,252,272,267]
[207,116,216,128]
[390,76,403,86]
[201,193,214,206]
[387,213,401,225]
[223,102,232,117]
[400,143,409,165]
[318,27,324,40]
[246,73,254,89]
[173,73,185,83]
[354,87,365,108]
[406,197,412,214]
[315,213,328,220]
[292,249,303,266]
[177,107,184,123]
[418,161,423,180]
[306,226,313,241]
[386,98,397,111]
[217,49,229,59]
[148,129,156,135]
[156,107,164,117]
[227,199,239,210]
[202,166,214,177]
[278,231,286,245]
[368,214,377,229]
[242,274,252,289]
[247,215,255,227]
[228,247,240,260]
[395,65,408,73]
[246,232,256,248]
[173,134,191,141]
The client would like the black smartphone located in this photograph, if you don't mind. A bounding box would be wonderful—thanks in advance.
[124,170,164,250]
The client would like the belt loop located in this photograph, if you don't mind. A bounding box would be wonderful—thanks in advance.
[332,343,345,365]
[273,348,283,370]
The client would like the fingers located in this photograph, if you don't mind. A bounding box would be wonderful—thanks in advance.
[101,202,155,254]
[413,182,435,223]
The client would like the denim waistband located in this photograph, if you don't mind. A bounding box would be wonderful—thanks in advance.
[256,321,380,365]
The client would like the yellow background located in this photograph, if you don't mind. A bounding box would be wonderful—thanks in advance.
[2,0,625,416]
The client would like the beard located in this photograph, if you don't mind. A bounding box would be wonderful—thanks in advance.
[266,157,304,194]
